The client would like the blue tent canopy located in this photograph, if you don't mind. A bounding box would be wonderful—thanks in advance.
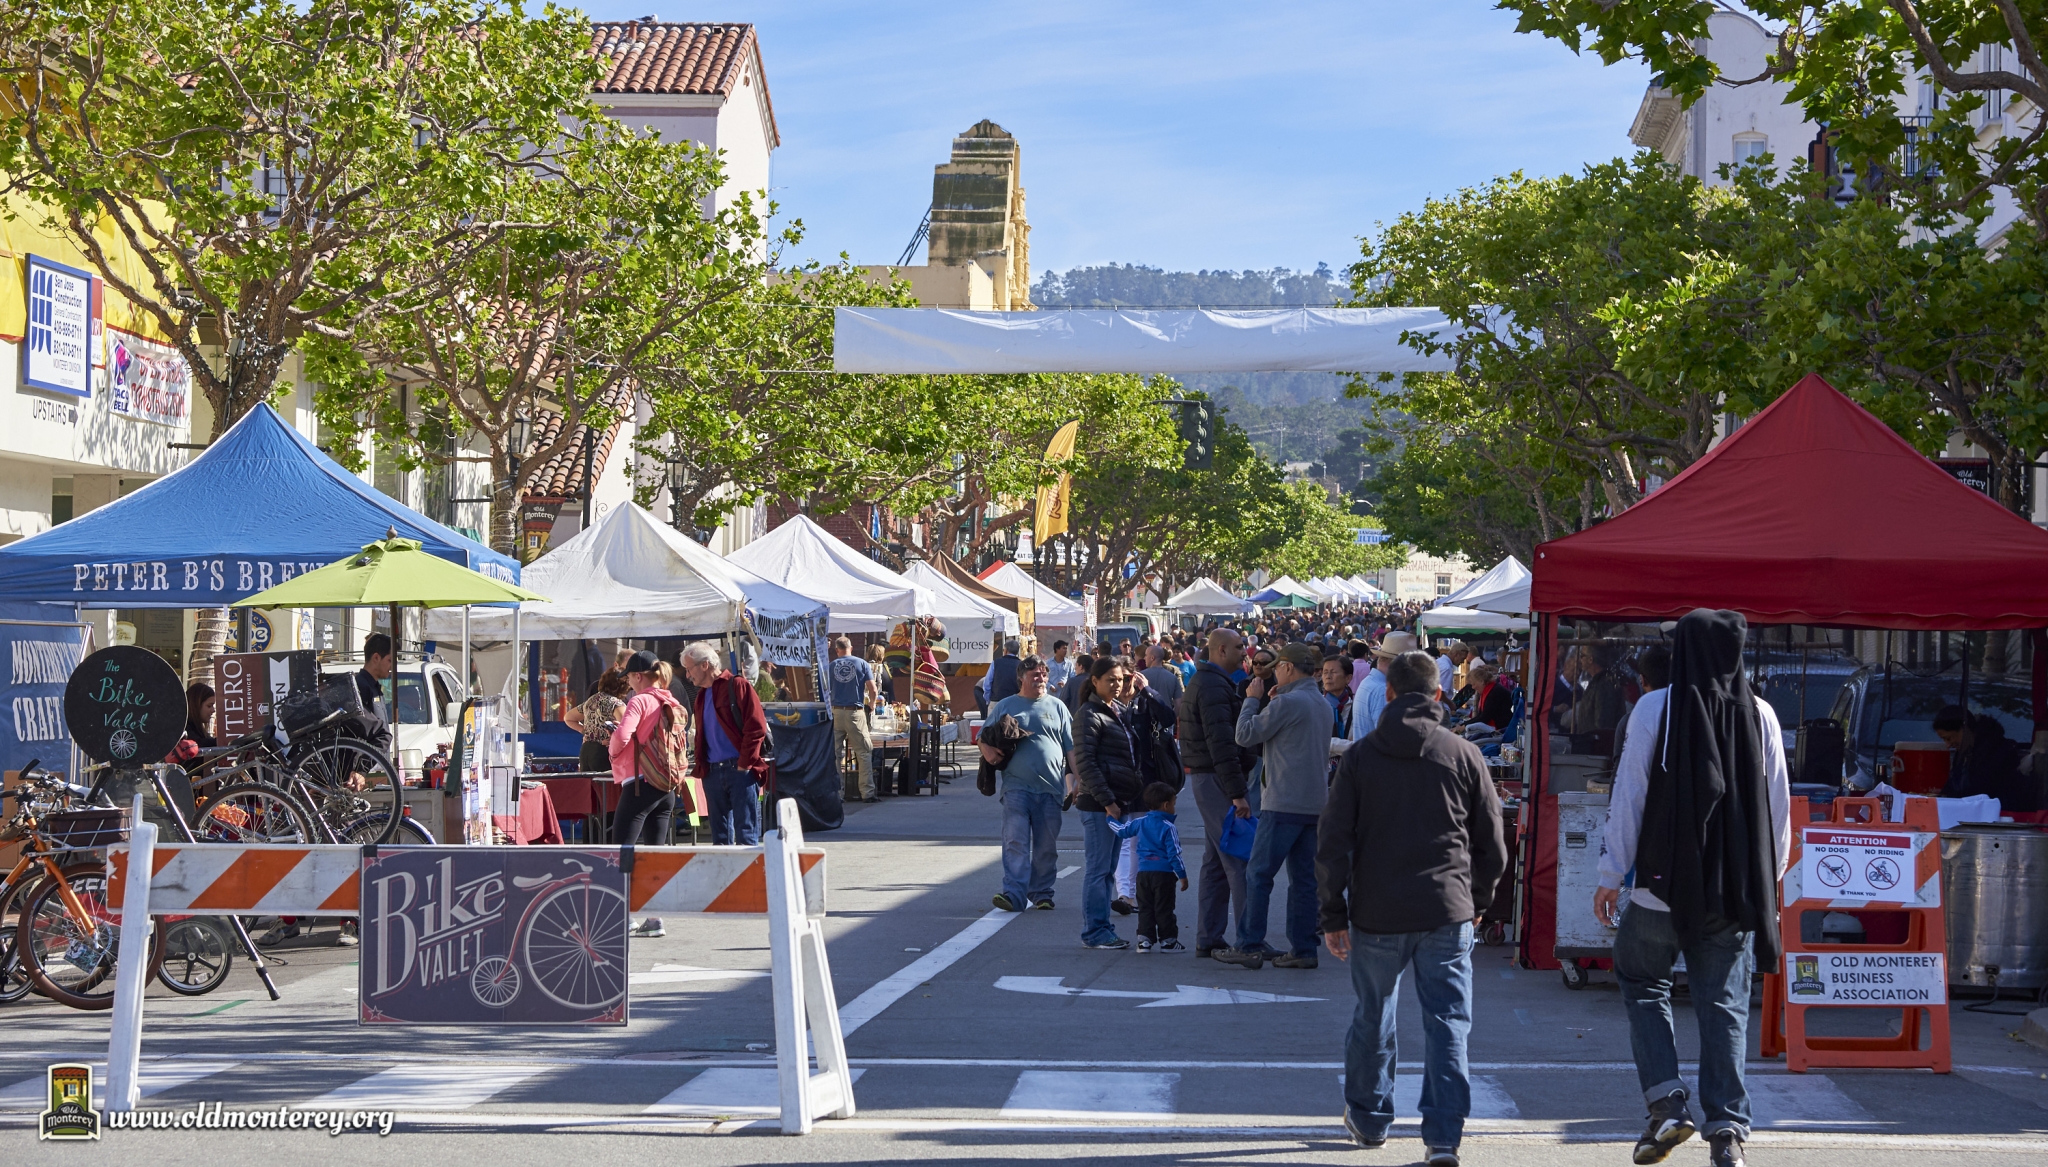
[0,403,518,608]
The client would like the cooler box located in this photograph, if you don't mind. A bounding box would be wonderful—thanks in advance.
[1890,741,1950,794]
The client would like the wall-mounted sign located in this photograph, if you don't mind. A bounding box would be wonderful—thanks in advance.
[107,328,191,427]
[24,255,96,399]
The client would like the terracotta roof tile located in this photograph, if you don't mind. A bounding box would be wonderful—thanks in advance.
[587,21,778,146]
[522,385,633,501]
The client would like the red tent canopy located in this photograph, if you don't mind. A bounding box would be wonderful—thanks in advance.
[1530,374,2048,631]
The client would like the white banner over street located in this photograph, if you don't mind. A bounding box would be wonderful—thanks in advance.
[832,307,1460,374]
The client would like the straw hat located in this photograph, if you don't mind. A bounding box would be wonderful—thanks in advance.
[1374,631,1421,661]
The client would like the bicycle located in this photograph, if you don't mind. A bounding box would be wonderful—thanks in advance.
[192,703,413,846]
[469,857,629,1012]
[0,762,165,1010]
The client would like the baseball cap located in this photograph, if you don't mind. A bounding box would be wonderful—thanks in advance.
[1276,642,1321,673]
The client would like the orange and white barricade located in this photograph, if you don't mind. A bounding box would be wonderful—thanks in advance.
[1761,795,1950,1072]
[102,799,850,1134]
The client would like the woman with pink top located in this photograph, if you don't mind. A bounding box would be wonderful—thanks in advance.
[609,649,687,938]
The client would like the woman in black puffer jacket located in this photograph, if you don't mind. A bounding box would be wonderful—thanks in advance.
[1073,655,1146,948]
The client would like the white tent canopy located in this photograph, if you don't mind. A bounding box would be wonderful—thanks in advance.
[1439,556,1530,611]
[1165,577,1254,616]
[902,561,1020,664]
[1248,574,1320,605]
[1416,605,1531,641]
[1345,574,1387,600]
[726,513,935,634]
[832,308,1460,375]
[979,561,1086,630]
[422,502,824,641]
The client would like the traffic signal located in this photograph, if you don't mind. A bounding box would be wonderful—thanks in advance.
[1178,400,1215,471]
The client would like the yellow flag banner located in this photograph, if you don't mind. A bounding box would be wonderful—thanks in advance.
[1034,420,1081,544]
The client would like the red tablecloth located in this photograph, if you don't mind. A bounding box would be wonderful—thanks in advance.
[493,782,563,845]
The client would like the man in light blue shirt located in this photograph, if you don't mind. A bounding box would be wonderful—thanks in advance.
[1348,631,1420,741]
[983,655,1074,912]
[826,636,879,802]
[1045,640,1074,692]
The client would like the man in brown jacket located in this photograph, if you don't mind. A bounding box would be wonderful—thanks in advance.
[1316,650,1505,1167]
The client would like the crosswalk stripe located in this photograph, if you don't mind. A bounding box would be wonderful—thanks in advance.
[1748,1074,1875,1128]
[0,1061,237,1109]
[1337,1073,1521,1119]
[628,963,770,986]
[1001,1071,1179,1120]
[310,1063,549,1110]
[644,1068,867,1115]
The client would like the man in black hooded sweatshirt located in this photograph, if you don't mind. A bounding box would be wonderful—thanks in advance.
[1594,610,1790,1167]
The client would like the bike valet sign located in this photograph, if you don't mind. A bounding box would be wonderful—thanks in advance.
[358,848,630,1025]
[62,645,185,765]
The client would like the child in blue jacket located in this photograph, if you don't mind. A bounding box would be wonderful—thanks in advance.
[1108,782,1189,952]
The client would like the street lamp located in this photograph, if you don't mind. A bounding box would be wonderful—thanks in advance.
[508,411,533,479]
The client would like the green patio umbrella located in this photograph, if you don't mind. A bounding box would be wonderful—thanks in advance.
[234,529,547,654]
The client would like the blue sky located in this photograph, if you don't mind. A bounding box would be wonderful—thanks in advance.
[582,1,1652,277]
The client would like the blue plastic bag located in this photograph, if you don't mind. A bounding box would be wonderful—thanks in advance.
[1217,809,1257,862]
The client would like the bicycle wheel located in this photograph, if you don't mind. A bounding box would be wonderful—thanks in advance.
[337,812,433,846]
[156,917,234,996]
[292,740,403,844]
[19,868,163,1010]
[196,782,316,844]
[0,924,34,1004]
[522,881,629,1010]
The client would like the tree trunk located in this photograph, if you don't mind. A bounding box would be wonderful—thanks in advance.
[492,478,521,558]
[189,607,230,687]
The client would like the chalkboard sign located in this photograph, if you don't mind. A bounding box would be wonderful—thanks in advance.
[63,645,185,765]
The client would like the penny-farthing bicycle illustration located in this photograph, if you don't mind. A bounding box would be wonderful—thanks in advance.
[471,859,629,1010]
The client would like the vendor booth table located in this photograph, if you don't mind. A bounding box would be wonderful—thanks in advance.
[1518,377,2048,1017]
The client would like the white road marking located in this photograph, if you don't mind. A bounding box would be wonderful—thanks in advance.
[0,1061,237,1108]
[1338,1072,1521,1120]
[995,975,1321,1007]
[1001,1070,1179,1120]
[644,1068,866,1116]
[836,910,1021,1035]
[310,1063,549,1110]
[1748,1073,1877,1128]
[1057,865,1080,878]
[628,963,770,986]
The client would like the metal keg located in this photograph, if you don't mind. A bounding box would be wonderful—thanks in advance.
[1942,825,2048,989]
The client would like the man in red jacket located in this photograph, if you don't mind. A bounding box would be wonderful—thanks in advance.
[682,642,770,845]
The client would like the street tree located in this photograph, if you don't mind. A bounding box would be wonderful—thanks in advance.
[1261,481,1407,582]
[0,0,600,436]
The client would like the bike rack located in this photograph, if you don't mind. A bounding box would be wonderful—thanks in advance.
[102,797,850,1133]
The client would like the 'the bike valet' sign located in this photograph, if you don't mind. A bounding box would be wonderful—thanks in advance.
[359,848,629,1025]
[62,645,185,765]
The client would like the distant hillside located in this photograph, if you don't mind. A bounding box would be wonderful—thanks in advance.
[1030,263,1377,464]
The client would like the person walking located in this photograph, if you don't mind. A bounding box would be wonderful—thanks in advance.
[1215,642,1331,970]
[1073,656,1146,949]
[1176,628,1251,957]
[1595,610,1789,1167]
[826,636,880,803]
[1046,640,1074,692]
[985,655,1073,912]
[1108,782,1189,951]
[1140,643,1185,705]
[1346,631,1419,743]
[681,642,771,846]
[610,651,691,938]
[1319,650,1506,1165]
[987,637,1024,706]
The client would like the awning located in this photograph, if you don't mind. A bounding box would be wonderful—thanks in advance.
[0,403,516,607]
[1441,556,1530,612]
[901,560,1019,664]
[1165,577,1255,616]
[978,561,1086,629]
[726,514,934,634]
[833,308,1459,374]
[1416,605,1531,639]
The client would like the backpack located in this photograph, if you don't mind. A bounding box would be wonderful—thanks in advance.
[634,696,697,813]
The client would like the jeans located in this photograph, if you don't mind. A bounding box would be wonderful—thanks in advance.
[1188,771,1247,949]
[1080,811,1121,944]
[1000,788,1062,906]
[832,707,874,799]
[702,759,761,845]
[1613,903,1754,1140]
[1344,921,1476,1150]
[612,777,675,846]
[1236,812,1320,955]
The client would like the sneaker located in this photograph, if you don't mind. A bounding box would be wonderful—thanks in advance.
[1111,896,1136,916]
[1154,938,1187,952]
[1633,1089,1696,1165]
[1343,1111,1387,1149]
[257,922,300,948]
[1031,897,1055,910]
[1427,1147,1460,1167]
[1194,945,1218,958]
[630,918,666,938]
[1210,946,1265,970]
[332,928,359,949]
[1708,1132,1745,1167]
[1135,938,1154,952]
[992,893,1024,912]
[1083,936,1130,950]
[1271,951,1318,969]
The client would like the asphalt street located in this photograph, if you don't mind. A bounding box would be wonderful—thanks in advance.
[5,763,2047,1165]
